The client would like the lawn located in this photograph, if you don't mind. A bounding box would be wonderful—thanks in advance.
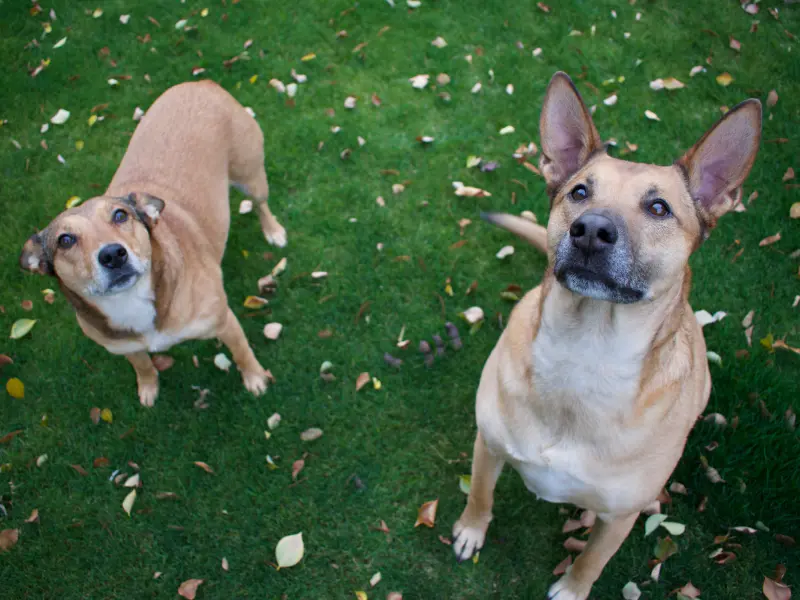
[1,0,798,598]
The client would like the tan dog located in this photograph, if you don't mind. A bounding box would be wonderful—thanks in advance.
[19,81,287,407]
[452,72,761,599]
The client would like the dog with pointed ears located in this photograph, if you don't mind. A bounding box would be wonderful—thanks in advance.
[19,81,287,407]
[452,72,761,599]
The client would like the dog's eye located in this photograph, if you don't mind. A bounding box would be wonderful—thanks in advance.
[58,234,76,249]
[112,209,128,224]
[647,199,671,218]
[570,184,588,202]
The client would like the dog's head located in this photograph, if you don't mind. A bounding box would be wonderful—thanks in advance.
[539,72,761,304]
[20,193,165,297]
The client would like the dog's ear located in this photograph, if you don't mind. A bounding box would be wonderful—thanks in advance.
[19,232,55,276]
[678,99,761,229]
[539,72,603,195]
[123,192,166,228]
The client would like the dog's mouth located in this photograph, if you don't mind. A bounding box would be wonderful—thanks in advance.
[556,266,645,304]
[107,271,138,293]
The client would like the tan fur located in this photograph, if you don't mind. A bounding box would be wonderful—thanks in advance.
[19,81,286,407]
[453,73,760,599]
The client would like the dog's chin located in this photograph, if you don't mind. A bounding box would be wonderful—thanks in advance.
[91,271,141,296]
[556,267,646,304]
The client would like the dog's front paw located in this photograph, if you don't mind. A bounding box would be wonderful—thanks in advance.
[546,574,592,600]
[242,370,268,396]
[265,225,287,248]
[452,518,489,562]
[137,380,159,407]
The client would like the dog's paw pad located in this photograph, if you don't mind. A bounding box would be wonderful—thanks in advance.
[265,226,287,248]
[451,520,487,562]
[546,576,590,600]
[243,372,268,396]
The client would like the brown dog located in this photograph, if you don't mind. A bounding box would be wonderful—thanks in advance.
[19,81,287,407]
[452,72,761,599]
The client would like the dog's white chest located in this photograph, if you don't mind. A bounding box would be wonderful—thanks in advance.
[91,276,157,335]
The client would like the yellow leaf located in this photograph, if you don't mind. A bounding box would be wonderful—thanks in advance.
[200,8,209,17]
[241,249,249,258]
[716,72,734,87]
[301,53,316,61]
[243,296,269,309]
[249,74,258,84]
[355,593,368,600]
[66,196,82,208]
[6,378,24,399]
[372,377,382,390]
[444,283,454,297]
[275,532,304,568]
[87,114,98,127]
[75,140,84,151]
[760,333,775,351]
[122,489,136,516]
[100,408,113,423]
[10,319,37,339]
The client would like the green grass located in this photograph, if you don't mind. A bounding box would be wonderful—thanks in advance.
[1,1,798,598]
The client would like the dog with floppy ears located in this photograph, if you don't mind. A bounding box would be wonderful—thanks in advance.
[19,81,287,407]
[452,72,761,598]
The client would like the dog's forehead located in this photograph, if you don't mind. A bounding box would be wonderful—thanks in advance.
[583,154,687,195]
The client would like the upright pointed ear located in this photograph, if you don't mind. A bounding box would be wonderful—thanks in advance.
[677,99,761,229]
[538,72,603,195]
[123,192,166,228]
[19,232,55,276]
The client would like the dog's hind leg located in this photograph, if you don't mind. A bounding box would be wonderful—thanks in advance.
[216,307,268,396]
[452,432,505,562]
[546,512,638,600]
[126,351,159,407]
[229,110,287,247]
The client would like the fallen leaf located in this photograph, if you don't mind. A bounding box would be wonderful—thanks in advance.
[93,457,109,468]
[695,310,727,327]
[767,90,779,108]
[651,563,662,582]
[194,461,215,474]
[267,413,281,430]
[645,110,660,121]
[661,521,686,536]
[271,257,288,277]
[654,536,678,561]
[0,529,19,552]
[759,233,781,247]
[716,72,734,86]
[178,579,204,599]
[370,572,382,587]
[50,109,70,124]
[604,93,618,106]
[6,378,24,399]
[454,185,491,198]
[100,408,113,423]
[25,509,39,524]
[36,454,47,467]
[773,340,800,355]
[221,557,229,571]
[276,532,304,568]
[678,582,701,598]
[300,428,323,442]
[622,582,641,600]
[344,95,357,109]
[71,464,88,477]
[10,319,37,339]
[292,459,305,480]
[730,37,741,52]
[783,167,795,182]
[408,74,429,89]
[243,295,269,309]
[214,353,232,371]
[669,482,688,495]
[151,355,174,371]
[431,36,447,48]
[355,593,367,600]
[356,372,371,391]
[122,489,136,516]
[414,499,438,527]
[496,245,514,259]
[763,577,791,600]
[0,355,13,370]
[263,322,283,340]
[386,594,403,600]
[499,125,515,135]
[461,306,484,324]
[790,203,800,219]
[124,473,140,487]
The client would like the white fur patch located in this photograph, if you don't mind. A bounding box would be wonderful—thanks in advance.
[91,273,157,334]
[27,255,40,270]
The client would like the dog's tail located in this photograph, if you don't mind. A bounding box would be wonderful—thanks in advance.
[481,212,548,254]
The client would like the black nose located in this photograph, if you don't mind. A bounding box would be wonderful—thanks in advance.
[98,244,128,269]
[570,212,618,254]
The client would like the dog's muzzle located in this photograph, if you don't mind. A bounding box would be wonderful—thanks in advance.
[89,244,144,295]
[554,209,646,304]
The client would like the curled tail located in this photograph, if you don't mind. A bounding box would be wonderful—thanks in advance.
[480,212,548,254]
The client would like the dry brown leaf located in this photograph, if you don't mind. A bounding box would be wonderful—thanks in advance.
[414,499,438,528]
[759,233,781,247]
[767,90,779,107]
[152,354,174,371]
[783,167,795,182]
[387,593,403,600]
[221,557,229,571]
[178,579,204,600]
[292,459,305,480]
[25,509,39,524]
[763,577,791,600]
[0,430,23,444]
[454,186,491,198]
[742,310,755,328]
[193,461,215,474]
[729,37,741,51]
[790,203,800,219]
[773,340,800,355]
[677,582,701,598]
[300,428,323,442]
[70,464,88,476]
[716,72,734,86]
[93,457,109,468]
[356,372,370,391]
[90,407,101,424]
[0,529,19,552]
